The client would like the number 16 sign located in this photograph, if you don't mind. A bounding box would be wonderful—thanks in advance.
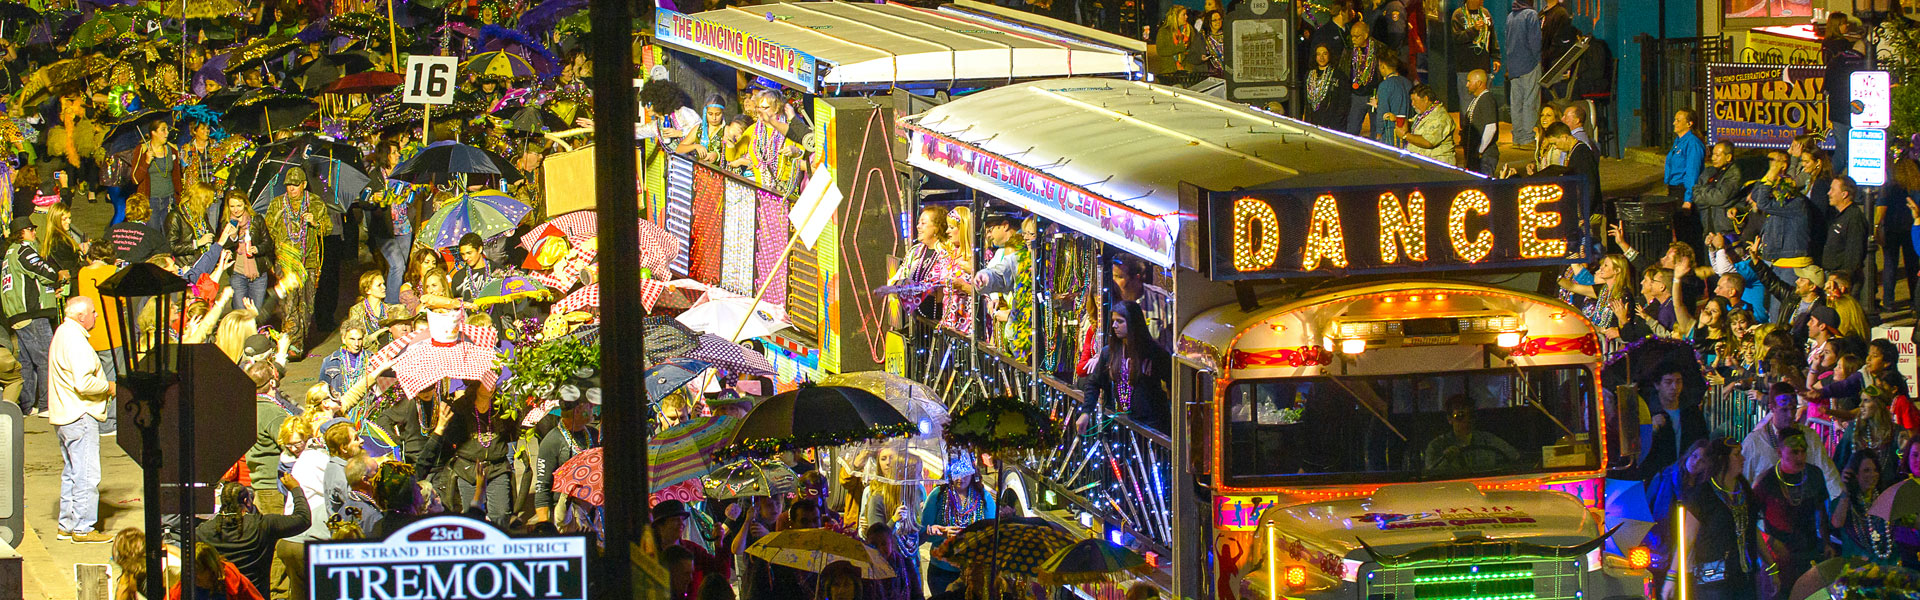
[403,55,458,105]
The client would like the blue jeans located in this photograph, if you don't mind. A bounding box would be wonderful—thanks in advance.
[56,415,101,534]
[375,232,412,305]
[147,194,172,232]
[1346,95,1372,136]
[1509,65,1542,146]
[230,271,270,310]
[13,319,51,413]
[96,349,116,434]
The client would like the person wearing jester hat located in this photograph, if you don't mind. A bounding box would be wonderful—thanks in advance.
[264,166,332,359]
[920,450,995,595]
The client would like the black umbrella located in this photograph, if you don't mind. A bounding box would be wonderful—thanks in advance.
[497,104,566,134]
[720,385,912,457]
[196,84,259,113]
[389,141,523,185]
[1599,337,1707,402]
[222,92,317,136]
[228,133,366,206]
[101,108,171,155]
[289,51,377,93]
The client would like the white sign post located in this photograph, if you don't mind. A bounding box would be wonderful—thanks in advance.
[404,55,458,142]
[1850,70,1891,185]
[307,515,588,600]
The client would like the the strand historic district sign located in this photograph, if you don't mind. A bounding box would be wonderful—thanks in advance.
[307,515,588,600]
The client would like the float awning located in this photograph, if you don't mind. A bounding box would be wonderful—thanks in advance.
[899,78,1474,267]
[653,2,1139,93]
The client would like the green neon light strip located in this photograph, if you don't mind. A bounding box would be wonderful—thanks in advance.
[1421,594,1536,600]
[1412,570,1535,583]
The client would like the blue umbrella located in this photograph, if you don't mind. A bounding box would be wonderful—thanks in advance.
[647,358,711,402]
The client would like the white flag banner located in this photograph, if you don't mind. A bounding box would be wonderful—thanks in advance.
[789,166,841,249]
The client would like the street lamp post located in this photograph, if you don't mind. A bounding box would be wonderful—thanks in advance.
[98,263,190,600]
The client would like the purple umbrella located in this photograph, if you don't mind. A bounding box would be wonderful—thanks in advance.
[687,334,775,376]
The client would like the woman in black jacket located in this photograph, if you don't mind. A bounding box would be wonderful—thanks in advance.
[1078,300,1173,433]
[197,479,311,596]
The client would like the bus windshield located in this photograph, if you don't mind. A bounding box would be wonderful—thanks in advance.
[1221,365,1599,486]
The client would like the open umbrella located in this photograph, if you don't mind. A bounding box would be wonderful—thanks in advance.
[646,357,711,401]
[935,520,1079,580]
[101,108,170,155]
[702,459,798,500]
[644,316,701,366]
[155,0,243,20]
[1037,538,1153,585]
[554,447,603,506]
[686,333,775,377]
[66,10,139,50]
[649,415,740,492]
[677,297,790,342]
[367,323,501,397]
[225,35,300,74]
[222,92,317,137]
[1870,476,1920,521]
[822,371,950,472]
[390,141,523,185]
[320,71,403,96]
[747,528,896,579]
[1790,557,1864,600]
[419,190,532,248]
[19,54,133,107]
[497,103,565,134]
[721,384,912,458]
[462,50,536,79]
[290,52,378,93]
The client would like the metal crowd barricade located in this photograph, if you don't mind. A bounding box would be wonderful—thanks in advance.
[1700,383,1764,441]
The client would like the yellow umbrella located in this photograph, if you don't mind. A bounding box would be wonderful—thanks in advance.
[745,528,897,579]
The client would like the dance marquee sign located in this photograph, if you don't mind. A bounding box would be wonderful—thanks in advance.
[308,516,587,600]
[1203,178,1587,280]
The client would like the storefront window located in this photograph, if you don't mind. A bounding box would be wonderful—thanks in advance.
[1726,0,1813,18]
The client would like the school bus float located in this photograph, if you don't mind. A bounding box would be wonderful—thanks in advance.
[893,78,1649,599]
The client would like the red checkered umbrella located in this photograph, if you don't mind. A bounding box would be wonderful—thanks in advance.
[687,333,775,376]
[554,283,598,314]
[522,210,680,273]
[370,324,501,396]
[554,447,604,506]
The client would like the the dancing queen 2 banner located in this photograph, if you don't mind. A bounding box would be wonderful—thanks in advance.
[1705,62,1832,150]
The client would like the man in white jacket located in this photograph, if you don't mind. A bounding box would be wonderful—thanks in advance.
[48,295,113,543]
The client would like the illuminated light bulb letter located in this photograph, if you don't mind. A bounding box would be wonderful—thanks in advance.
[1447,189,1494,263]
[1232,197,1281,272]
[1302,194,1349,270]
[1517,184,1569,258]
[1376,191,1428,264]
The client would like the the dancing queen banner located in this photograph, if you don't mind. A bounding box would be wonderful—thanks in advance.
[654,8,822,92]
[1705,62,1833,149]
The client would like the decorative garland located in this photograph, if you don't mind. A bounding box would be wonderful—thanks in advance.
[946,395,1058,453]
[714,422,919,460]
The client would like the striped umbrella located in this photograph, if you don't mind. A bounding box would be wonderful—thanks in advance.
[462,50,536,79]
[648,415,739,492]
[420,190,531,248]
[1038,539,1153,585]
[686,333,774,376]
